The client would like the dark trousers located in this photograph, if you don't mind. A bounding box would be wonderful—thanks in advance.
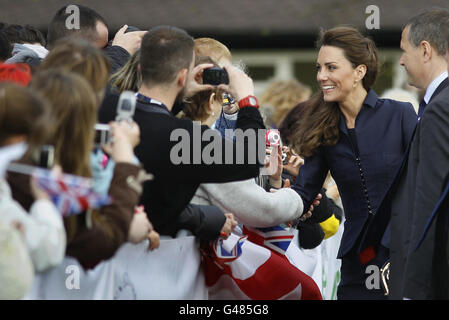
[337,245,389,300]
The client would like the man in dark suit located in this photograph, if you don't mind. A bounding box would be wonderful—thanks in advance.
[413,171,449,299]
[359,9,449,299]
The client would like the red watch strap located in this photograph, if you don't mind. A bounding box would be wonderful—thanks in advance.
[238,95,259,109]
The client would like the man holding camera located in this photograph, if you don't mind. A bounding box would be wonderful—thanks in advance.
[47,4,145,73]
[101,25,272,238]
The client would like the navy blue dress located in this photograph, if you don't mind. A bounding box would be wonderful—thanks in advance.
[292,89,417,299]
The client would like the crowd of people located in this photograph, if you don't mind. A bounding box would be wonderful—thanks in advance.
[1,4,449,300]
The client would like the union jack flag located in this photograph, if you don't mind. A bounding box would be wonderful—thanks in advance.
[244,225,294,255]
[202,225,322,300]
[8,163,111,217]
[207,232,247,265]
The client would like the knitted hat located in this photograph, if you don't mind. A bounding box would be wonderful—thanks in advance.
[0,63,31,86]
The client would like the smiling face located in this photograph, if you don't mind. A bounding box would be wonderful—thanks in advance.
[316,45,362,103]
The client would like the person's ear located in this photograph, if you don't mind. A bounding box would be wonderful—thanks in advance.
[208,92,216,112]
[355,64,367,82]
[420,40,433,62]
[177,68,188,88]
[208,92,222,116]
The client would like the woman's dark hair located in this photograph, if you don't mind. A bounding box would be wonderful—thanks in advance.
[290,26,379,157]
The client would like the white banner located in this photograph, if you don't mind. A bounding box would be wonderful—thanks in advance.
[23,228,342,300]
[24,235,207,300]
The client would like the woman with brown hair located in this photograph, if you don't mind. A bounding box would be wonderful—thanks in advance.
[7,69,147,269]
[39,38,111,103]
[38,38,160,251]
[289,26,417,299]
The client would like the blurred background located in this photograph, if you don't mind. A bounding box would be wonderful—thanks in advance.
[1,0,448,97]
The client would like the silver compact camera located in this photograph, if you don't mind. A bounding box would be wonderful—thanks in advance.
[94,123,111,147]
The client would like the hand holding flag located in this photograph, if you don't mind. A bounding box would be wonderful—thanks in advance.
[8,163,111,217]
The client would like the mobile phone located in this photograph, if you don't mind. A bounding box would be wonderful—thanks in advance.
[94,123,111,147]
[38,145,54,168]
[115,91,136,123]
[203,67,229,86]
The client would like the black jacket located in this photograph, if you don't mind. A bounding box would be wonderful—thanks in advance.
[104,45,130,74]
[414,172,449,299]
[175,204,226,241]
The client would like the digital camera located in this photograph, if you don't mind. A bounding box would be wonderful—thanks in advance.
[265,129,288,163]
[265,129,281,147]
[203,67,229,86]
[34,144,54,168]
[94,123,111,147]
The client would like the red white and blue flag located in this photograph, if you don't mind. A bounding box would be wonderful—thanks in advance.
[209,233,247,265]
[245,226,294,255]
[202,225,322,300]
[8,163,111,217]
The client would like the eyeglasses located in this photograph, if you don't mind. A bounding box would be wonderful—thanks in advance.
[222,92,236,106]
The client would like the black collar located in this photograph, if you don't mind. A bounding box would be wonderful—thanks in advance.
[136,93,171,116]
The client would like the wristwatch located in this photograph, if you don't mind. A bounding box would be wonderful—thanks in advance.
[238,95,259,109]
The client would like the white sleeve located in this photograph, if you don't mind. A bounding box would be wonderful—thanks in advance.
[0,221,34,299]
[26,199,66,272]
[1,196,66,272]
[200,179,303,227]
